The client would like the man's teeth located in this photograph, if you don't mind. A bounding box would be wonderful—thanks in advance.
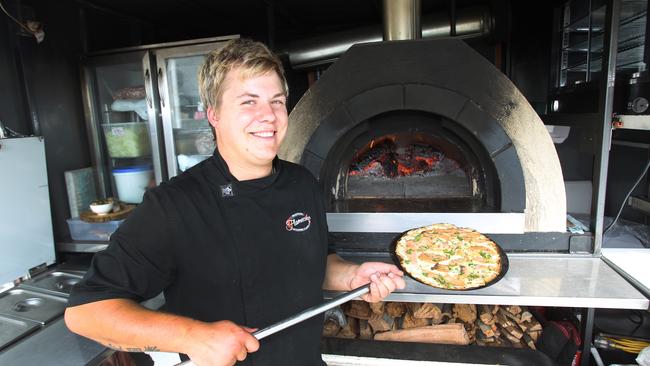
[252,131,274,137]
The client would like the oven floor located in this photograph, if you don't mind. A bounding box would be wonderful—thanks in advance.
[331,198,492,213]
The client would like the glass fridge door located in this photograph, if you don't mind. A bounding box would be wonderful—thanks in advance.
[155,38,235,178]
[81,51,164,204]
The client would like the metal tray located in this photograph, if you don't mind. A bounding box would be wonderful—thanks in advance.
[0,314,41,351]
[0,288,67,324]
[18,270,84,297]
[390,229,509,291]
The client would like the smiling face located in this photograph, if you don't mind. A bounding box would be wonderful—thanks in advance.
[207,66,288,180]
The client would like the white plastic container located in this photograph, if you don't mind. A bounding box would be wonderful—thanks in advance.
[112,165,153,203]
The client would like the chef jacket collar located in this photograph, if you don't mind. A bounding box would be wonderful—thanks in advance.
[207,148,280,193]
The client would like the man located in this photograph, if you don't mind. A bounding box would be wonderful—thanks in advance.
[65,38,405,366]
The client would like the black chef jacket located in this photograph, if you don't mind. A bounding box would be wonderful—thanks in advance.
[68,149,331,365]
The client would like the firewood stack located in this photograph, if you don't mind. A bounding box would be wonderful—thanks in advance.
[323,301,543,349]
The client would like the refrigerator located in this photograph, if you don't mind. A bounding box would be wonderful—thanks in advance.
[0,137,56,287]
[80,35,238,203]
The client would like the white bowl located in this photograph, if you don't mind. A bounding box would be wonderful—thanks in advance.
[90,200,114,215]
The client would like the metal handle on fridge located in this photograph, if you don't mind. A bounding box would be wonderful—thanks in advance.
[157,67,166,107]
[144,68,153,108]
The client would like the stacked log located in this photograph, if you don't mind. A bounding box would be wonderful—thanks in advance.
[324,301,543,350]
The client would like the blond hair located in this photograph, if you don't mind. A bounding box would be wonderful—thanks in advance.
[198,38,288,111]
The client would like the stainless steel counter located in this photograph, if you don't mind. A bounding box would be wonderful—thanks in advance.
[601,248,650,299]
[0,319,109,366]
[332,253,650,310]
[58,240,650,310]
[0,290,165,366]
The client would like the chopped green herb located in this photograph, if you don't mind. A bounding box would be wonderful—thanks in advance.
[406,249,413,255]
[443,248,455,257]
[414,234,422,241]
[479,251,491,259]
[436,275,448,286]
[467,273,479,280]
[456,235,463,241]
[468,262,476,267]
[404,260,411,264]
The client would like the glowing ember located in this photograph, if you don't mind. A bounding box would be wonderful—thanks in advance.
[348,139,463,178]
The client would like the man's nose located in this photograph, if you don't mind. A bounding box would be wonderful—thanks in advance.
[257,102,277,123]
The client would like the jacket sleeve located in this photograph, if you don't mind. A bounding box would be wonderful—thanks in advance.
[67,190,177,307]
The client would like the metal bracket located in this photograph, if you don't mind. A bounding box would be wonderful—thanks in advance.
[569,234,593,254]
[27,262,49,278]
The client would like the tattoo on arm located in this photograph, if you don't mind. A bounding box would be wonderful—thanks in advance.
[104,344,160,352]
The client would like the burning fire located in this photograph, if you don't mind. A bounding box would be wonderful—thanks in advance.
[348,139,462,178]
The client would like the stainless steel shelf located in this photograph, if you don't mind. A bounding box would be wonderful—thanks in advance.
[56,240,108,253]
[601,248,650,299]
[57,244,649,310]
[329,253,649,310]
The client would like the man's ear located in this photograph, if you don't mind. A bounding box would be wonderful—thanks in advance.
[207,106,219,129]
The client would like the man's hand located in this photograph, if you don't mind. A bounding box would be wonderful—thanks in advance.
[349,262,406,303]
[185,320,259,366]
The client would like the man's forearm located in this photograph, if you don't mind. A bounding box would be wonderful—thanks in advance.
[65,298,198,353]
[322,254,360,291]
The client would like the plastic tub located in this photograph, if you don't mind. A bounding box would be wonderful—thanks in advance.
[102,122,152,158]
[112,165,153,204]
[67,218,123,241]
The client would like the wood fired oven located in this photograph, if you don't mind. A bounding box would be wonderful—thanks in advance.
[279,38,567,238]
[275,11,580,365]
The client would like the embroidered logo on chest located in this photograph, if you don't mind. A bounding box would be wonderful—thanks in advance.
[285,212,311,232]
[220,184,234,197]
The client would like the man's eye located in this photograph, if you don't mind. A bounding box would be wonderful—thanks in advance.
[271,99,285,105]
[241,100,255,105]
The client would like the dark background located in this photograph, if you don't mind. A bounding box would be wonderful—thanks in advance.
[0,0,647,242]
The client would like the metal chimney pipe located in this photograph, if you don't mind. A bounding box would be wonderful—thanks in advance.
[383,0,421,41]
[278,6,492,70]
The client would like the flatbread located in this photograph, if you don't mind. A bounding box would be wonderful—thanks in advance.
[395,223,503,290]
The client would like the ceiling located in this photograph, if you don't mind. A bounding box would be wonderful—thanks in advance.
[78,0,487,45]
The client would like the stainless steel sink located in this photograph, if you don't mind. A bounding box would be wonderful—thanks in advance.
[0,314,41,351]
[0,288,67,324]
[18,270,84,297]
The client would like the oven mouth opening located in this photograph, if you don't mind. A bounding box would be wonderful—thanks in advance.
[321,111,500,213]
[346,133,472,199]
